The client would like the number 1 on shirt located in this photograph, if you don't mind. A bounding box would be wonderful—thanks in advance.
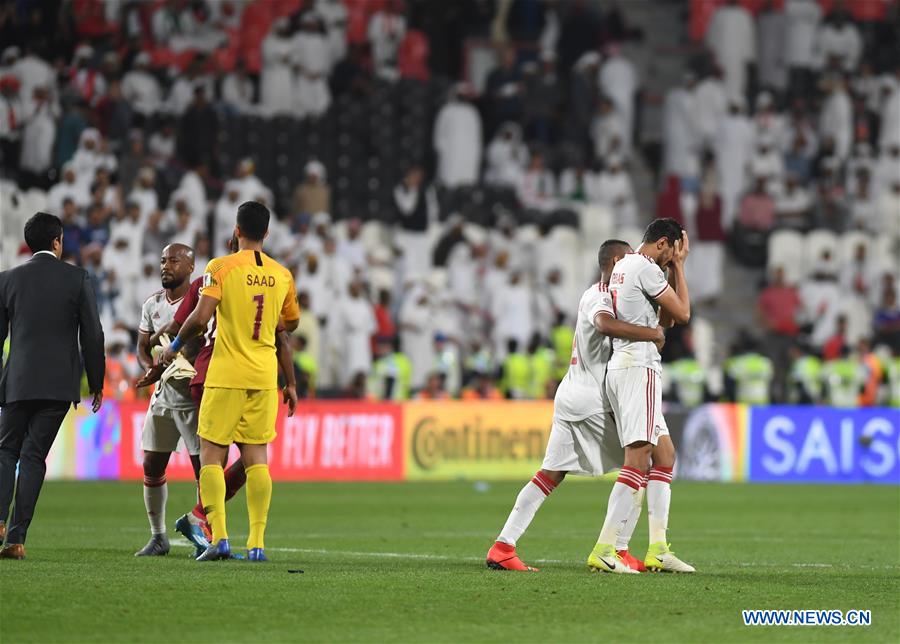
[252,294,264,340]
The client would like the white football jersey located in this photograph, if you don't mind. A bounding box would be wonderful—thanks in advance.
[139,289,193,411]
[554,283,615,421]
[607,253,669,373]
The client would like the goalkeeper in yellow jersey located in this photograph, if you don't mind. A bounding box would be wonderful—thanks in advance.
[161,201,300,562]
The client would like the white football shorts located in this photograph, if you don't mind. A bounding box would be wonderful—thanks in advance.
[605,366,670,447]
[141,407,200,455]
[541,411,624,476]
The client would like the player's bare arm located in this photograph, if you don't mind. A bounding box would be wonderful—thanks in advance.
[136,330,154,371]
[658,268,679,328]
[276,329,298,416]
[159,294,219,365]
[594,312,664,345]
[655,232,691,325]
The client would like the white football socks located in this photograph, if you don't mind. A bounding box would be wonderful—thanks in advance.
[143,475,168,535]
[497,472,558,546]
[597,466,644,546]
[615,475,647,551]
[647,466,673,544]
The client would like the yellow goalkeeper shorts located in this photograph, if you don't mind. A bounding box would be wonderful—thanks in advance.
[198,387,278,446]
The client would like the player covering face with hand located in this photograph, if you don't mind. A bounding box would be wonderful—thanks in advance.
[486,239,665,573]
[590,218,694,573]
[160,201,300,562]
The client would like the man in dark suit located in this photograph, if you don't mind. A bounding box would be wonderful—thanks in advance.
[0,212,105,559]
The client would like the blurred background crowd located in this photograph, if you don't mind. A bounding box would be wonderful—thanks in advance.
[0,0,898,408]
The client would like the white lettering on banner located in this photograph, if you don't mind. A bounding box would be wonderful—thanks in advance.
[796,421,837,474]
[860,418,895,478]
[281,415,320,468]
[283,413,395,469]
[131,413,145,467]
[762,416,795,475]
[840,419,854,472]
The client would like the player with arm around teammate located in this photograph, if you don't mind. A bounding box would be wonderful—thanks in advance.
[133,244,197,557]
[140,237,298,556]
[486,239,665,573]
[161,202,300,562]
[590,218,695,573]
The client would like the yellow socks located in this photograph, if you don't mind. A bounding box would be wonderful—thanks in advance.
[245,464,272,550]
[199,464,228,542]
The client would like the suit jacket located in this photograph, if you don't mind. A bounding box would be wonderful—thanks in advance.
[0,253,105,404]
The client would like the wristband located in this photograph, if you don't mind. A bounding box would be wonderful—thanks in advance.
[170,336,184,352]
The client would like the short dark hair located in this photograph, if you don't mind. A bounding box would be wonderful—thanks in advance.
[598,238,630,270]
[236,201,270,241]
[642,218,683,246]
[24,212,63,252]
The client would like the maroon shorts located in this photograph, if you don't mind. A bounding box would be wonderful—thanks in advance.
[190,382,205,408]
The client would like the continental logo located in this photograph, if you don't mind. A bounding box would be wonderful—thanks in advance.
[411,415,549,471]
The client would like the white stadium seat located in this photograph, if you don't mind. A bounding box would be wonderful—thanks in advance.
[767,229,804,283]
[803,229,839,277]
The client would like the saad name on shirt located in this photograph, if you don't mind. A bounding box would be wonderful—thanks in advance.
[246,274,277,287]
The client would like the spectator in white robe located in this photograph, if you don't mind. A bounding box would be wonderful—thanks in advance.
[394,165,437,277]
[127,166,159,225]
[176,165,208,226]
[337,218,367,272]
[432,84,482,187]
[879,72,900,151]
[715,99,755,229]
[260,18,295,116]
[336,280,377,386]
[875,145,900,197]
[484,122,528,187]
[693,67,728,149]
[663,72,702,181]
[816,9,861,72]
[752,91,786,145]
[757,0,787,92]
[784,0,821,82]
[316,0,349,63]
[780,105,818,155]
[213,180,242,256]
[70,128,116,191]
[490,217,527,272]
[48,163,88,212]
[591,95,629,160]
[517,150,557,213]
[704,0,756,100]
[490,270,534,360]
[749,136,785,192]
[594,154,638,228]
[122,53,162,119]
[400,281,435,389]
[775,172,812,229]
[148,120,176,166]
[19,86,57,183]
[819,75,853,160]
[232,158,273,205]
[599,44,639,145]
[220,61,256,114]
[12,46,55,114]
[875,181,900,239]
[166,196,199,247]
[292,12,332,119]
[367,0,407,81]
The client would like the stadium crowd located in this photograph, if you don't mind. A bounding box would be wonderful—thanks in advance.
[0,0,897,408]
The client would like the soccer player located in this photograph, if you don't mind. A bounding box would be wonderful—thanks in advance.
[141,236,297,556]
[160,202,300,562]
[134,243,197,557]
[486,239,665,573]
[590,218,695,573]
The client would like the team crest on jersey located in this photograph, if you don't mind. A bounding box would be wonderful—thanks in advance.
[202,273,217,288]
[653,425,661,438]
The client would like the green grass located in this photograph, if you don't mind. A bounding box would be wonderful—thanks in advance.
[1,480,898,643]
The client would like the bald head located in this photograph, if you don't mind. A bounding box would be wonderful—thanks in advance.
[160,243,195,290]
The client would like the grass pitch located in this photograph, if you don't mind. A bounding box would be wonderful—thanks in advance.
[1,480,897,643]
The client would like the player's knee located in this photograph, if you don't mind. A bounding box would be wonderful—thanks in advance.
[623,443,652,470]
[540,469,566,485]
[652,442,676,469]
[142,452,167,477]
